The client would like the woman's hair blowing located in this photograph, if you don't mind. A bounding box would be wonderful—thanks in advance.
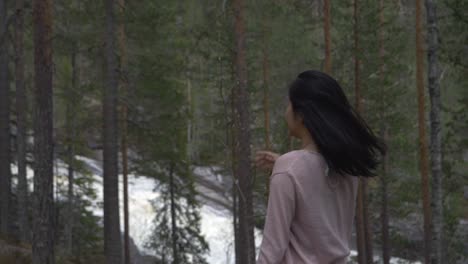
[288,70,386,177]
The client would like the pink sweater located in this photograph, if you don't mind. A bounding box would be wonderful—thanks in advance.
[256,149,359,264]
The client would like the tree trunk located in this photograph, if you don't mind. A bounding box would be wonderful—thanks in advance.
[15,0,29,243]
[363,181,373,263]
[0,0,12,238]
[262,20,271,152]
[378,1,390,263]
[229,74,241,264]
[261,7,272,198]
[425,0,443,262]
[232,0,255,262]
[104,0,122,263]
[353,1,367,264]
[323,0,331,73]
[353,1,373,262]
[233,179,240,264]
[355,188,366,264]
[32,0,55,262]
[169,162,179,264]
[415,0,432,262]
[187,74,193,162]
[65,44,78,255]
[380,127,390,264]
[117,0,130,262]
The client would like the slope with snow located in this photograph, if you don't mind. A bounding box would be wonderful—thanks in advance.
[11,156,422,263]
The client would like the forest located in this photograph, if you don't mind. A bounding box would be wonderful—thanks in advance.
[0,0,466,263]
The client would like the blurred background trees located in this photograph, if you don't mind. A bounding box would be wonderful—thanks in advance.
[0,0,466,263]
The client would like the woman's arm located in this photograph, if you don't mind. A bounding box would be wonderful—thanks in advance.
[257,172,296,264]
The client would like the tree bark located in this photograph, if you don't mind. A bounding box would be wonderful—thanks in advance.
[65,44,78,255]
[233,179,240,264]
[378,1,390,263]
[261,7,272,198]
[353,1,373,261]
[425,0,443,262]
[117,0,130,262]
[380,128,390,264]
[104,0,122,263]
[0,0,12,238]
[363,181,373,264]
[15,0,29,243]
[353,1,367,263]
[232,0,255,262]
[415,0,432,262]
[323,0,331,73]
[262,19,271,152]
[169,162,179,264]
[32,0,55,262]
[229,73,241,264]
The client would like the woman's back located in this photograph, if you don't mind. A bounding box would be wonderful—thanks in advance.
[257,149,359,264]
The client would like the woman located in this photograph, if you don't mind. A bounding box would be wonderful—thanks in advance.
[255,70,386,264]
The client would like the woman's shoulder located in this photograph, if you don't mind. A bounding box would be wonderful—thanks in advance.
[272,149,321,174]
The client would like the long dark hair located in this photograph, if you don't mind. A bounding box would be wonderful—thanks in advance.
[288,70,386,177]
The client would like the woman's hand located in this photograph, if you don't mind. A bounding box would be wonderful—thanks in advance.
[254,151,280,171]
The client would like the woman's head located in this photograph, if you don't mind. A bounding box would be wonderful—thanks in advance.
[286,70,386,177]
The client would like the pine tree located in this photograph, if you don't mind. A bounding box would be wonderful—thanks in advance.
[15,0,30,243]
[378,1,390,263]
[232,0,255,262]
[103,0,122,263]
[145,162,210,264]
[32,0,55,262]
[323,0,331,73]
[125,3,210,262]
[117,0,130,262]
[353,1,378,263]
[64,42,78,255]
[416,0,433,262]
[353,1,367,263]
[425,0,444,262]
[261,10,271,153]
[0,0,12,238]
[261,1,272,199]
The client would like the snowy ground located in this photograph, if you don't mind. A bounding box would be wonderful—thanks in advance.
[76,156,262,263]
[11,157,422,264]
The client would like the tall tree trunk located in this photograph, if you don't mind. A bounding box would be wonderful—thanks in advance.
[65,44,78,255]
[323,0,331,73]
[355,179,366,264]
[232,131,240,264]
[15,0,29,243]
[32,0,55,262]
[261,7,271,199]
[117,0,130,262]
[186,74,192,162]
[0,0,12,238]
[104,0,122,263]
[233,179,240,264]
[425,0,443,262]
[353,1,373,262]
[362,179,372,264]
[415,0,432,262]
[380,128,390,264]
[353,1,366,263]
[232,0,255,262]
[228,72,241,264]
[378,1,390,263]
[65,132,74,255]
[169,162,179,264]
[262,22,270,152]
